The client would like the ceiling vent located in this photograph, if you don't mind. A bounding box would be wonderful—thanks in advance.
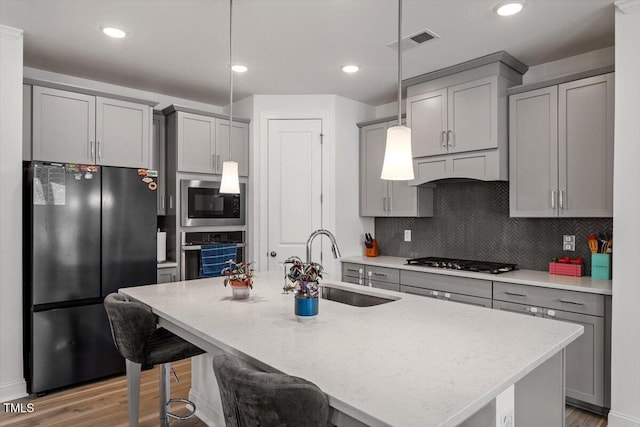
[388,28,440,51]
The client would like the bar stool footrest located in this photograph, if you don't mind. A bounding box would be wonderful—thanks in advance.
[166,398,197,420]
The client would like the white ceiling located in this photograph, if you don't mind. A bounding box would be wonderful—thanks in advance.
[0,0,614,107]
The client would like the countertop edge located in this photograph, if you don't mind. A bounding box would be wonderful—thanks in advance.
[340,256,613,295]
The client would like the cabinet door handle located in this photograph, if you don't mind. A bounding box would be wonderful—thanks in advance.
[373,272,387,277]
[444,293,451,299]
[551,190,556,210]
[97,141,102,160]
[383,197,387,211]
[529,307,538,314]
[161,195,165,210]
[346,268,359,273]
[447,130,453,147]
[441,131,447,148]
[367,271,372,287]
[388,197,392,212]
[88,141,94,160]
[211,155,216,171]
[505,291,527,297]
[431,291,439,297]
[547,310,556,317]
[169,195,173,210]
[559,190,564,209]
[559,299,584,306]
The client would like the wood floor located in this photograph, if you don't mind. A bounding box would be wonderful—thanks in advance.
[0,359,608,427]
[0,359,206,427]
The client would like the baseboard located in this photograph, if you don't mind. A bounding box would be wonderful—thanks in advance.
[0,379,27,402]
[189,388,222,427]
[608,410,640,427]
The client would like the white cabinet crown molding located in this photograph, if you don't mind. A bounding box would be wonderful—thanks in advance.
[0,25,23,40]
[615,0,640,14]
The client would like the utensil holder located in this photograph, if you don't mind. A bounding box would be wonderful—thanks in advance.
[365,240,379,257]
[591,254,611,279]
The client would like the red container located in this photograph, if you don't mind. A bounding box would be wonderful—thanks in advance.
[549,262,583,277]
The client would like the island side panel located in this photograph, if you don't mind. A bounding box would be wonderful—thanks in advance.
[514,349,566,427]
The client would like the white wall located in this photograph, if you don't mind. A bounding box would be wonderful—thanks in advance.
[0,25,26,402]
[609,2,640,427]
[334,96,375,263]
[24,67,224,113]
[243,94,375,278]
[522,46,615,85]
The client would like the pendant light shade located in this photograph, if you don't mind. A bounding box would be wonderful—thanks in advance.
[381,0,414,181]
[219,0,240,194]
[220,160,240,194]
[380,125,414,180]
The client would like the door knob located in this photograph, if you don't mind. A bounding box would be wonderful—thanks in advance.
[270,251,277,257]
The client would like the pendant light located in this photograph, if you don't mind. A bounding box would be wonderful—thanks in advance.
[380,0,414,181]
[220,0,241,194]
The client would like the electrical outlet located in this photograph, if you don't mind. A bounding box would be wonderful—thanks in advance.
[500,411,513,427]
[404,230,411,242]
[563,235,575,251]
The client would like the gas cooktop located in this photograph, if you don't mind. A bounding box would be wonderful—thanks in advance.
[406,257,517,275]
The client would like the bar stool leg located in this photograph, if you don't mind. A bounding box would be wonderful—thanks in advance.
[125,360,141,427]
[159,363,171,427]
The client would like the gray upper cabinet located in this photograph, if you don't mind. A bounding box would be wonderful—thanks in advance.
[509,73,614,217]
[32,86,96,165]
[406,57,524,184]
[408,88,447,157]
[216,120,249,177]
[31,85,152,168]
[509,86,559,217]
[359,120,433,217]
[178,112,216,174]
[173,109,250,176]
[409,76,498,157]
[447,76,498,153]
[95,97,150,168]
[152,112,167,215]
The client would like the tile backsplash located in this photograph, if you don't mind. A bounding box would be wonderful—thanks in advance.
[375,181,613,276]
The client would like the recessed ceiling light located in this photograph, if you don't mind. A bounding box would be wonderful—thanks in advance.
[494,1,525,16]
[342,65,360,73]
[231,64,248,73]
[101,26,126,38]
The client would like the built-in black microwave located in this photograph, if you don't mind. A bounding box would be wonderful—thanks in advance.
[180,180,246,227]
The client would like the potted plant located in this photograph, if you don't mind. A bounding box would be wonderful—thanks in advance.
[283,256,323,319]
[222,260,255,300]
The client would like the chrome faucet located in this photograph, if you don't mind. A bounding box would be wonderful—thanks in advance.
[306,229,341,264]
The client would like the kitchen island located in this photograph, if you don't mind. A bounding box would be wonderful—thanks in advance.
[120,271,583,427]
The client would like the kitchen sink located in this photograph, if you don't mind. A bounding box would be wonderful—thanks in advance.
[320,286,397,307]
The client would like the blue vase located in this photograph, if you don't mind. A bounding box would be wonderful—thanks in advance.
[295,296,319,318]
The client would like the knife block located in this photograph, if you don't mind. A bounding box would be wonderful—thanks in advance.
[365,240,379,257]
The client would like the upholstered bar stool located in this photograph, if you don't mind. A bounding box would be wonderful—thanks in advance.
[104,293,205,427]
[213,353,329,427]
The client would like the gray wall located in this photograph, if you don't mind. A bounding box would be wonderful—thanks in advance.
[375,181,612,276]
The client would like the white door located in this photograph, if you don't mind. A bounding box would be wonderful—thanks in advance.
[267,119,322,271]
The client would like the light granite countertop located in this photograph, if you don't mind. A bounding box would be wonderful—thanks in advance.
[341,256,613,295]
[121,271,582,427]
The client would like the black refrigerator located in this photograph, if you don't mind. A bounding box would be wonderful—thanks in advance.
[23,162,157,394]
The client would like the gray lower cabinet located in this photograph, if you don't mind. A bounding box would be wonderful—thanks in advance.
[157,266,178,284]
[493,282,609,409]
[359,120,434,217]
[399,270,492,308]
[342,262,364,285]
[509,73,614,217]
[364,265,400,292]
